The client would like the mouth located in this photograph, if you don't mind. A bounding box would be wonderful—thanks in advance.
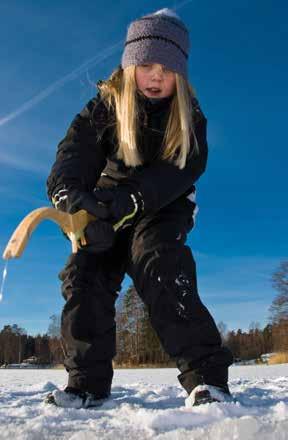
[146,88,162,96]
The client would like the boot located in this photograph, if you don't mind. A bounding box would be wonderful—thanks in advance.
[177,347,233,406]
[45,386,109,409]
[185,384,232,406]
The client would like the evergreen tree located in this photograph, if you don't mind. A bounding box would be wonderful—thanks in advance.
[115,285,171,366]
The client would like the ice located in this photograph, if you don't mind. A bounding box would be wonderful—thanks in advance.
[0,364,288,439]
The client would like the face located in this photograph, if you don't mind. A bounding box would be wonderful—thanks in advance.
[135,63,176,98]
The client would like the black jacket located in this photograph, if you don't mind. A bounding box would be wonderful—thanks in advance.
[46,86,208,214]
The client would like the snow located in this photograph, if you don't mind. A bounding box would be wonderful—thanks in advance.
[1,364,288,439]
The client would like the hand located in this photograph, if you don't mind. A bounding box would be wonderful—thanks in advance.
[52,185,104,217]
[91,186,144,230]
[52,184,144,231]
[81,219,116,254]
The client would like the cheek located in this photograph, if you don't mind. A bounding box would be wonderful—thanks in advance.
[135,71,146,89]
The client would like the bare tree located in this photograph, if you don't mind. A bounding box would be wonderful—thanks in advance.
[269,261,288,324]
[217,321,228,342]
[47,315,61,338]
[249,322,261,331]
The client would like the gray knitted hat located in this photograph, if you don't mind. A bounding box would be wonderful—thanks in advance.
[121,8,190,79]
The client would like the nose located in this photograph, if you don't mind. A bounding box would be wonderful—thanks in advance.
[151,65,164,79]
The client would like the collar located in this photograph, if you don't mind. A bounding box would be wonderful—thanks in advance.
[136,90,174,114]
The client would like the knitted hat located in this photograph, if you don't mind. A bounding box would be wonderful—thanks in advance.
[121,8,190,79]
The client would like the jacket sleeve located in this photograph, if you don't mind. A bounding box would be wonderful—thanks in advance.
[122,103,208,213]
[46,95,108,202]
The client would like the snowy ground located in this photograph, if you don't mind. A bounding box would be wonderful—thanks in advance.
[1,364,288,439]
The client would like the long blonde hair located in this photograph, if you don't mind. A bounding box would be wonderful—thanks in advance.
[97,65,199,170]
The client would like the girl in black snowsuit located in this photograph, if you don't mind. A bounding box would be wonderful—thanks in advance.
[46,8,233,408]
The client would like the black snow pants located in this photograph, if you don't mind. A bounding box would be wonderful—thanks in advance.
[58,196,233,397]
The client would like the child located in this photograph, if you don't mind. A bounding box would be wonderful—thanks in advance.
[46,8,233,409]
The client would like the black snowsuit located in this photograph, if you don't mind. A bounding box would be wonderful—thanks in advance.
[46,86,233,397]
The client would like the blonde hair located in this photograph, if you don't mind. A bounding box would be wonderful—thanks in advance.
[97,65,199,170]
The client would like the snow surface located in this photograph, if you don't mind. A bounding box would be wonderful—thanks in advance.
[1,364,288,439]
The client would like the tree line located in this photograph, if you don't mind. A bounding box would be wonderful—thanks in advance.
[0,260,287,366]
[0,323,62,365]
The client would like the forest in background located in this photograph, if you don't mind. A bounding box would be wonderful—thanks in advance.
[0,261,287,367]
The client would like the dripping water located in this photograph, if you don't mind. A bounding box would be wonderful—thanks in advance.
[0,260,9,302]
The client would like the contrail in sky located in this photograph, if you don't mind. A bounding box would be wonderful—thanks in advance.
[0,0,194,127]
[0,42,122,127]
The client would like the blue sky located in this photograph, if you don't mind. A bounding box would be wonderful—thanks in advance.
[0,0,287,336]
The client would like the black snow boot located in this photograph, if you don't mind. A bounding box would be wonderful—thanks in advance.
[45,386,109,409]
[185,383,232,406]
[177,347,233,407]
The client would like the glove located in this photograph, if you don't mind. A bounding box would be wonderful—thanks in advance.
[91,186,144,231]
[51,185,105,217]
[82,219,116,254]
[52,186,117,253]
